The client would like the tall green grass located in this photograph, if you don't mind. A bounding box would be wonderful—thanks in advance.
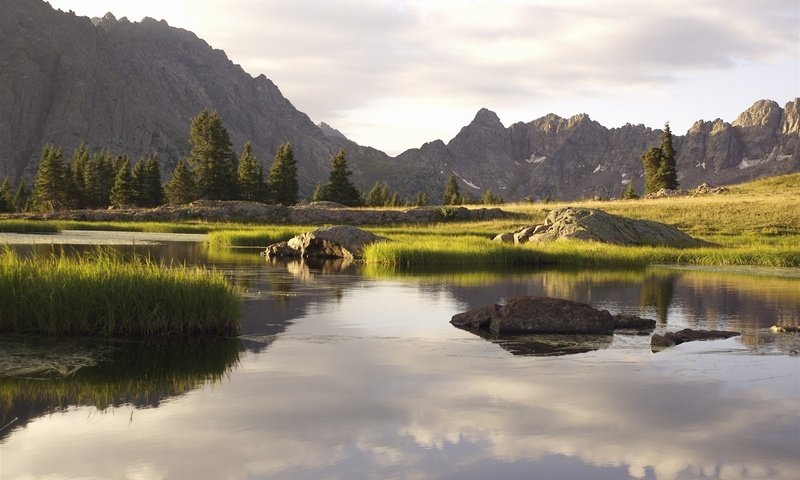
[206,226,304,247]
[0,220,59,234]
[0,248,241,336]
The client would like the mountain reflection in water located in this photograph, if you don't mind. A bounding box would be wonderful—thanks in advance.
[1,240,798,480]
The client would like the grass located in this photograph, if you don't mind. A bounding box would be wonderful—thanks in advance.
[0,220,60,234]
[206,226,305,247]
[0,248,241,336]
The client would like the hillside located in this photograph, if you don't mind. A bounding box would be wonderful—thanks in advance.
[1,0,798,201]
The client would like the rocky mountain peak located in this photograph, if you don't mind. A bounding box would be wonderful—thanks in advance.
[471,108,504,128]
[732,99,782,128]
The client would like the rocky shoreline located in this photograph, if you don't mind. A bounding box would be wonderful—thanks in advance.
[5,200,513,225]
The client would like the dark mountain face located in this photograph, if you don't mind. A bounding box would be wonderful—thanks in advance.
[1,0,797,202]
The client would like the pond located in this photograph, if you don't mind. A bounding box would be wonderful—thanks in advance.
[1,233,799,479]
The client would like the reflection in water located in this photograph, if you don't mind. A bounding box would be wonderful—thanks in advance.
[468,331,615,356]
[0,337,241,442]
[1,240,798,479]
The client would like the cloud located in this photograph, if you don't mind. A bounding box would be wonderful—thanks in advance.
[48,0,800,152]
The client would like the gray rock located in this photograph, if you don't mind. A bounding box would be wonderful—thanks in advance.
[264,225,386,260]
[494,207,704,247]
[651,328,740,349]
[452,296,655,335]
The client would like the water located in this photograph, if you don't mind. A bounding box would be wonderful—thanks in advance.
[1,235,799,479]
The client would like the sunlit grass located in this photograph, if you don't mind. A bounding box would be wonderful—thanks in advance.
[0,220,60,234]
[206,226,306,247]
[0,248,241,336]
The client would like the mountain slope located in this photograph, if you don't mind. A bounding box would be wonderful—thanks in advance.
[1,0,797,202]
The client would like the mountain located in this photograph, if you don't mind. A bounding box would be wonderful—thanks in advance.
[397,100,799,201]
[1,0,798,202]
[0,0,394,195]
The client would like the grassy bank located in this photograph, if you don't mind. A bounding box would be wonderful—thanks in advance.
[206,226,304,247]
[0,249,240,336]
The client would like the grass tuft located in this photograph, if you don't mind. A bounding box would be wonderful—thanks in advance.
[0,247,241,337]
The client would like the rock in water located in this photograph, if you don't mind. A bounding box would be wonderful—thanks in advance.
[263,225,386,260]
[494,207,705,247]
[451,296,655,335]
[651,328,740,349]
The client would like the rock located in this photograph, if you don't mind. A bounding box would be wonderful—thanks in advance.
[451,296,655,335]
[770,325,800,333]
[612,314,656,331]
[494,207,705,248]
[692,183,728,195]
[651,328,740,349]
[263,225,386,260]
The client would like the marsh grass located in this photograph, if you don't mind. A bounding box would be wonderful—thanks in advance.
[206,226,305,247]
[0,248,240,336]
[0,220,59,234]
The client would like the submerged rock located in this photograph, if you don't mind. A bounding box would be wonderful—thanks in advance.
[493,207,705,247]
[651,328,740,349]
[263,225,387,260]
[451,296,655,335]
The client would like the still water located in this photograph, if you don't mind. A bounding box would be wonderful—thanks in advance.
[1,234,799,480]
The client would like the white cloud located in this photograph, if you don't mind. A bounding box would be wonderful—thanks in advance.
[48,0,800,154]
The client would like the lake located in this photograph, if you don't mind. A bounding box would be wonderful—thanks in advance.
[1,233,799,479]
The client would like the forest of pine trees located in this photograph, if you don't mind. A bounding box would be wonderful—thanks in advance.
[0,109,494,213]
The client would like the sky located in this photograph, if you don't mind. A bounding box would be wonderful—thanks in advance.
[48,0,799,156]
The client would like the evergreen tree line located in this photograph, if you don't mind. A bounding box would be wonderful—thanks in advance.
[640,123,679,196]
[0,109,508,213]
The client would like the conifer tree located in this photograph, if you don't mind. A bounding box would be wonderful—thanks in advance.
[144,154,165,207]
[311,182,325,202]
[32,145,68,212]
[67,144,90,209]
[318,149,362,206]
[365,181,389,207]
[131,158,149,206]
[658,123,678,190]
[165,159,197,204]
[622,183,639,200]
[267,143,299,205]
[237,142,263,202]
[84,149,115,208]
[641,147,663,195]
[110,159,136,207]
[0,178,11,213]
[442,175,460,205]
[415,191,429,206]
[12,179,30,212]
[188,110,238,200]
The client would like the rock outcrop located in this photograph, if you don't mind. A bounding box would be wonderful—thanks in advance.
[651,328,740,349]
[263,226,386,260]
[493,207,704,247]
[451,296,655,335]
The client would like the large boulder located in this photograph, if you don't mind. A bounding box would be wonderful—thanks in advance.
[263,225,386,260]
[493,207,705,247]
[451,296,655,335]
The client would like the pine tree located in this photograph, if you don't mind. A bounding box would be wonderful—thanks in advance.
[237,142,263,202]
[0,178,11,213]
[110,159,136,207]
[188,110,238,200]
[66,144,90,209]
[311,182,325,202]
[415,191,429,206]
[165,159,197,204]
[267,143,299,205]
[365,181,389,207]
[12,179,30,212]
[658,122,678,190]
[84,149,115,208]
[131,158,149,207]
[144,154,165,207]
[641,147,663,195]
[32,145,68,212]
[442,175,460,205]
[622,183,639,200]
[319,149,362,206]
[387,192,399,207]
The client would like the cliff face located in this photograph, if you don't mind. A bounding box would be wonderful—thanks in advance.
[0,0,392,193]
[1,0,797,201]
